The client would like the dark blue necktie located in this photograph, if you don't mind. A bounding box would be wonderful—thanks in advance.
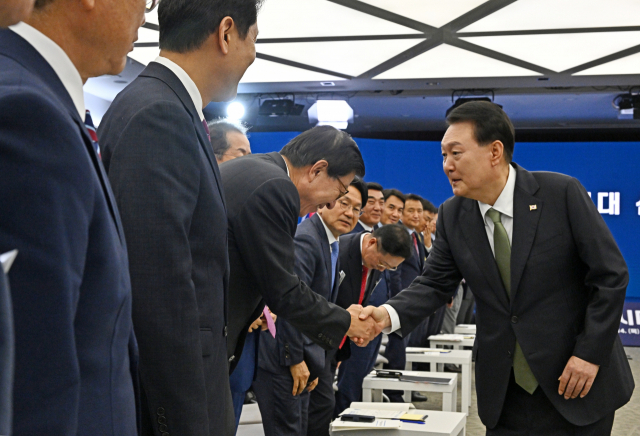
[330,241,339,289]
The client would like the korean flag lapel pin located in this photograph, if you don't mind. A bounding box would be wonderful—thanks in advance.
[529,204,537,211]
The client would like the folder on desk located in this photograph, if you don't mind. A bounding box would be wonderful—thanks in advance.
[399,375,453,384]
[396,413,428,422]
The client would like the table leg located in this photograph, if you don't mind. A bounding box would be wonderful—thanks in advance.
[363,387,372,402]
[442,391,453,412]
[462,363,471,415]
[403,389,411,402]
[372,389,382,402]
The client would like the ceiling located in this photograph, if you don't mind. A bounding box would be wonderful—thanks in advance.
[84,0,640,136]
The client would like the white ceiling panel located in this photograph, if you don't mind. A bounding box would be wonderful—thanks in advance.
[257,39,425,76]
[137,27,159,44]
[359,0,489,28]
[145,9,158,26]
[461,0,640,32]
[256,0,420,39]
[373,44,540,79]
[461,32,640,72]
[574,51,640,75]
[240,58,345,83]
[128,46,160,66]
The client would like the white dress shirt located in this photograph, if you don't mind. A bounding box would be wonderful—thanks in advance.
[382,164,516,334]
[10,22,85,119]
[358,220,373,232]
[360,233,373,286]
[153,56,204,122]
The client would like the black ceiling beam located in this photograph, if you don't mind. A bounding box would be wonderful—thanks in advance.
[257,34,424,44]
[357,33,440,79]
[142,22,159,31]
[255,52,354,80]
[327,0,435,34]
[442,0,518,33]
[134,42,159,48]
[458,25,640,37]
[444,35,558,77]
[562,43,640,75]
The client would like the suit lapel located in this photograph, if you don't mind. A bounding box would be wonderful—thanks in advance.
[510,164,542,302]
[363,269,382,305]
[311,214,333,294]
[140,63,227,211]
[459,199,510,310]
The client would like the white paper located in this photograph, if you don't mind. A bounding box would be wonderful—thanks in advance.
[340,408,405,420]
[0,250,18,273]
[433,334,465,341]
[332,419,402,430]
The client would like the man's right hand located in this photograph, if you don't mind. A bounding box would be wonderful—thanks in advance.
[346,304,382,347]
[290,361,310,396]
[359,305,392,331]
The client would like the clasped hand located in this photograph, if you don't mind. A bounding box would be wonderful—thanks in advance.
[346,305,392,347]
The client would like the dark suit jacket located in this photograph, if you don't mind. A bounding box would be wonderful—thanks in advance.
[0,270,12,436]
[220,152,351,369]
[259,214,340,379]
[348,221,379,235]
[334,232,389,361]
[99,62,232,436]
[0,29,137,435]
[387,163,634,427]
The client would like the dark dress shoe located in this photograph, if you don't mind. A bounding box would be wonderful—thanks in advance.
[411,392,428,402]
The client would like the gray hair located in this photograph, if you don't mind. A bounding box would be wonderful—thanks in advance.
[206,118,249,160]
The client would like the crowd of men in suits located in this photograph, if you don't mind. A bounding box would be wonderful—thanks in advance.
[0,1,634,436]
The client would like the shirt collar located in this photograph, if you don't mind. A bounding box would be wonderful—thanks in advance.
[10,22,85,119]
[478,163,517,220]
[318,214,339,246]
[360,233,367,266]
[358,220,373,232]
[153,56,204,121]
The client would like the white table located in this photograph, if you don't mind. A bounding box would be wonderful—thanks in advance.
[428,334,475,350]
[454,325,476,335]
[362,370,458,412]
[330,402,466,436]
[404,348,472,415]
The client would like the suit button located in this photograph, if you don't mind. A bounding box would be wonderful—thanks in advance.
[285,354,290,359]
[229,355,235,363]
[507,350,512,357]
[158,416,167,424]
[157,407,165,416]
[318,334,322,338]
[511,316,518,324]
[224,326,228,337]
[329,339,333,346]
[159,424,168,432]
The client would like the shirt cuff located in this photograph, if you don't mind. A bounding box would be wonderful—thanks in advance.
[381,304,401,334]
[425,244,432,253]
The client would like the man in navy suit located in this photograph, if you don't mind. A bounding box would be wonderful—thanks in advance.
[333,224,412,415]
[255,178,368,436]
[384,194,427,402]
[351,182,384,234]
[0,0,145,434]
[99,1,262,435]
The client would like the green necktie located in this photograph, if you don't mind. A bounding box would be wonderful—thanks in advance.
[487,208,538,394]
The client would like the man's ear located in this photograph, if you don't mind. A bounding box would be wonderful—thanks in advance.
[79,0,96,11]
[217,16,235,55]
[489,140,505,166]
[308,160,329,180]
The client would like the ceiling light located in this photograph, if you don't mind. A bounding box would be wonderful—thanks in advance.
[613,93,640,119]
[227,102,245,120]
[308,100,354,130]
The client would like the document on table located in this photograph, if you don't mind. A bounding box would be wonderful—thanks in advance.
[339,408,407,420]
[399,375,454,384]
[1,249,18,273]
[406,347,452,354]
[332,419,402,430]
[434,334,465,341]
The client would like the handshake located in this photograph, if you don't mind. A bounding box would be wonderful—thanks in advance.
[345,304,393,347]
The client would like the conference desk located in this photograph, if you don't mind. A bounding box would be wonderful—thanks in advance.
[428,334,475,350]
[453,325,476,335]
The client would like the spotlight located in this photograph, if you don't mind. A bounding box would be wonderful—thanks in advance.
[613,93,640,119]
[227,101,245,120]
[307,100,354,130]
[445,97,502,117]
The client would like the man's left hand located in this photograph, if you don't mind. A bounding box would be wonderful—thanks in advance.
[558,356,599,399]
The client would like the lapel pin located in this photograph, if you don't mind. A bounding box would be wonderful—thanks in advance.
[529,205,537,211]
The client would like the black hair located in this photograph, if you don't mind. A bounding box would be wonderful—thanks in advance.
[383,189,405,203]
[159,0,264,53]
[446,100,515,163]
[372,224,412,260]
[420,198,438,214]
[349,177,368,207]
[366,182,384,194]
[280,125,365,178]
[207,119,248,160]
[404,194,424,206]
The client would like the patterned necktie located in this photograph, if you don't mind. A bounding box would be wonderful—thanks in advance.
[202,119,210,142]
[487,208,538,394]
[358,266,369,305]
[412,232,419,256]
[84,110,100,159]
[330,241,340,290]
[263,306,276,338]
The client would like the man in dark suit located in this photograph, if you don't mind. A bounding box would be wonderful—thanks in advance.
[362,101,634,434]
[99,1,261,435]
[351,182,384,234]
[384,194,427,402]
[0,0,145,434]
[221,126,379,374]
[0,270,12,436]
[209,118,251,164]
[380,189,405,225]
[255,177,367,436]
[333,224,413,415]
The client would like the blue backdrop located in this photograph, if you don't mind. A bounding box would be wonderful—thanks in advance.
[249,132,640,301]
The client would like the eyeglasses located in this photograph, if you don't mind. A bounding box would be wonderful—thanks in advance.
[146,0,159,13]
[376,258,398,271]
[335,178,349,201]
[337,199,363,216]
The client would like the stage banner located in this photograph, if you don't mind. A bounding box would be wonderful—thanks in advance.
[619,301,640,347]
